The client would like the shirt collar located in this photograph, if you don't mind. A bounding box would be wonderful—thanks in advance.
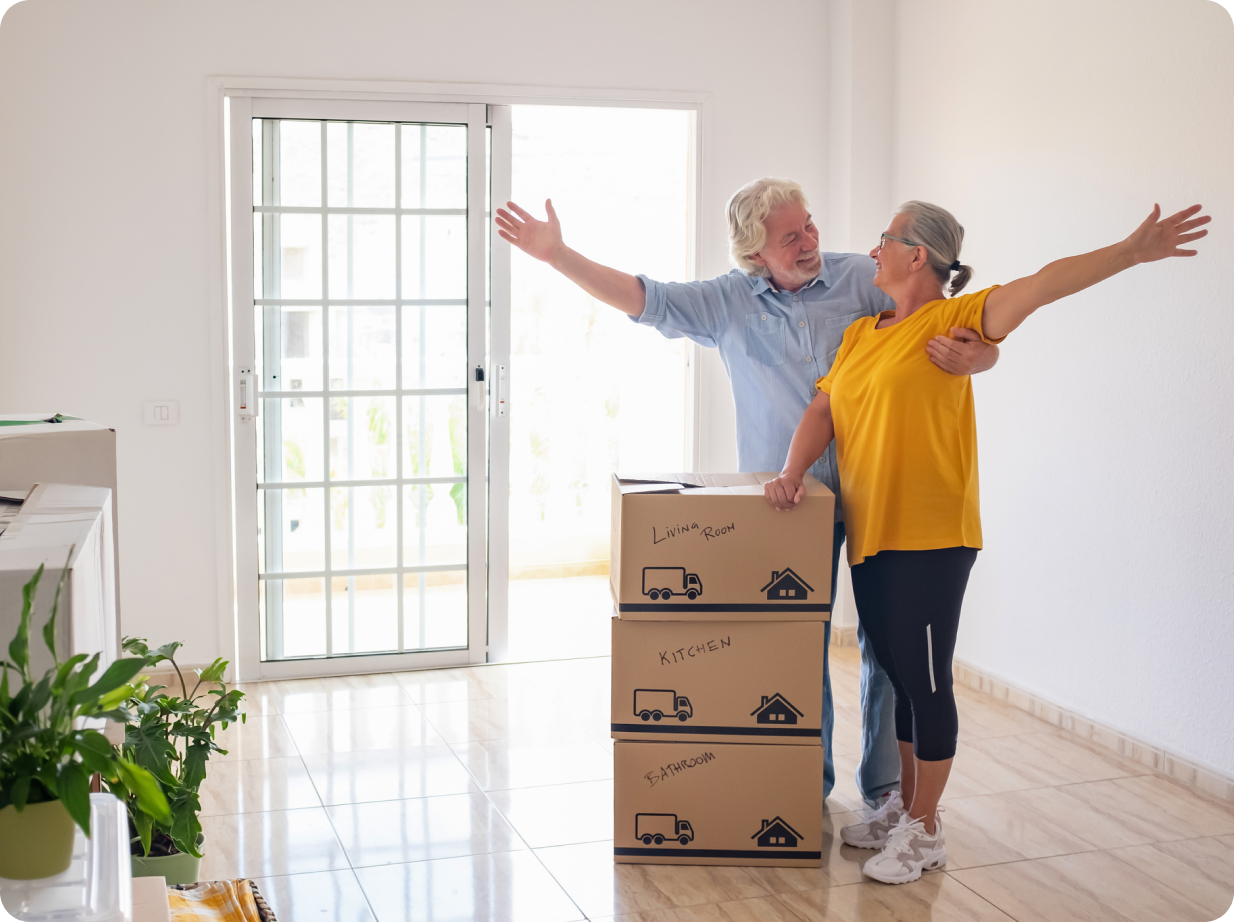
[747,256,831,296]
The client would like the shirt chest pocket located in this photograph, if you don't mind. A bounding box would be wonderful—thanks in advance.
[745,312,788,367]
[822,310,868,369]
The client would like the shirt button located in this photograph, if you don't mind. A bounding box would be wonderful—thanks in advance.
[806,356,813,363]
[761,314,767,321]
[799,321,805,328]
[793,295,799,302]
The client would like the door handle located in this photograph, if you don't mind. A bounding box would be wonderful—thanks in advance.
[238,371,259,418]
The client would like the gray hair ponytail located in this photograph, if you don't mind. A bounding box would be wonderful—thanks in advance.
[896,200,972,296]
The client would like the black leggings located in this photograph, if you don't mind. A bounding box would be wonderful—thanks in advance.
[849,547,978,762]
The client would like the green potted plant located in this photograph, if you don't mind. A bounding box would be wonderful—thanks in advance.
[117,637,245,886]
[0,561,170,880]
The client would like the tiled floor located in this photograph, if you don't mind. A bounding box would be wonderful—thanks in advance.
[201,647,1234,921]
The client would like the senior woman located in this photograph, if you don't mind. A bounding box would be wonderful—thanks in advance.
[764,200,1209,883]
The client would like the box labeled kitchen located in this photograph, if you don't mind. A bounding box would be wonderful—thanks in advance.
[613,740,823,867]
[610,472,834,621]
[611,618,825,745]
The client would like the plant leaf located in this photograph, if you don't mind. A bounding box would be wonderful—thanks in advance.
[169,790,203,858]
[42,547,74,663]
[23,674,53,719]
[115,759,170,824]
[121,637,150,658]
[56,761,92,837]
[125,718,178,786]
[10,564,42,677]
[132,808,154,857]
[9,775,31,811]
[154,642,183,663]
[71,658,146,709]
[180,740,211,793]
[196,658,227,684]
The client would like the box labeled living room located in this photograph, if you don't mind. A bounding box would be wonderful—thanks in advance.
[613,740,823,867]
[610,617,825,745]
[609,472,834,622]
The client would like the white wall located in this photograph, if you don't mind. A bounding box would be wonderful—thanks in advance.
[0,0,825,663]
[893,0,1234,776]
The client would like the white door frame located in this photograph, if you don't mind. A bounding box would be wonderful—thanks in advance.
[227,95,500,679]
[214,80,705,679]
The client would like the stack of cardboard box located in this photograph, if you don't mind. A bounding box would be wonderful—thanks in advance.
[609,473,834,868]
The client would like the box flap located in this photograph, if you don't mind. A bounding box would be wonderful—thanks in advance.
[615,472,831,498]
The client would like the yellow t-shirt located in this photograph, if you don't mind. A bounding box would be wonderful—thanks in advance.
[817,286,1005,566]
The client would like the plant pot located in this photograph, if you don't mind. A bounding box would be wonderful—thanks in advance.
[0,799,77,880]
[131,834,205,887]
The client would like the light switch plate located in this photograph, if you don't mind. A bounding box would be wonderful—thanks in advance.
[143,400,179,426]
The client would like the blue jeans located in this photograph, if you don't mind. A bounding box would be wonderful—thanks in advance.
[822,521,901,805]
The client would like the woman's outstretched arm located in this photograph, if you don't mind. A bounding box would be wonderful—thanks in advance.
[764,391,835,511]
[982,204,1210,340]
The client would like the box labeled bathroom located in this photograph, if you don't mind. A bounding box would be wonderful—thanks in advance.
[611,618,825,745]
[613,740,823,867]
[610,473,834,622]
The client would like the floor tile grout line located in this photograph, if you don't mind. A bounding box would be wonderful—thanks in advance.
[943,869,1027,922]
[471,774,591,921]
[1099,837,1234,913]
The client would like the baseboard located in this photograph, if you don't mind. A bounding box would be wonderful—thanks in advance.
[952,658,1234,805]
[510,560,609,580]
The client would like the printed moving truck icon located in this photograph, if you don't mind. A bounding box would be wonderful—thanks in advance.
[752,816,803,848]
[751,693,804,725]
[634,689,693,722]
[642,567,703,600]
[760,568,813,600]
[636,813,695,845]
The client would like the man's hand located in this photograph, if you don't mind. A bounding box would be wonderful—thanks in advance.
[495,199,565,264]
[764,473,806,511]
[926,327,999,375]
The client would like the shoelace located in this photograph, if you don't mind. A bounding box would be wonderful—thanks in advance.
[863,791,903,823]
[884,815,929,856]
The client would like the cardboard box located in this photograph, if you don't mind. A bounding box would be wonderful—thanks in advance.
[0,484,119,677]
[0,416,122,640]
[611,617,825,745]
[610,473,834,621]
[613,740,823,867]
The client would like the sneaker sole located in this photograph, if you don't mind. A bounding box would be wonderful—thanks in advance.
[862,853,946,884]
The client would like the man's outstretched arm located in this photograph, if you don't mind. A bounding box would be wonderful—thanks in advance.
[495,199,646,317]
[926,327,1000,375]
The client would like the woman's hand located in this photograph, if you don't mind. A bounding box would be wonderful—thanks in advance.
[495,199,565,263]
[764,472,806,511]
[1123,203,1210,264]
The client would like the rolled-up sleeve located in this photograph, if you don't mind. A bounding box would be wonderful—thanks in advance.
[632,274,728,349]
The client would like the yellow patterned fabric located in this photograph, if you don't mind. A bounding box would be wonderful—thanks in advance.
[167,880,263,922]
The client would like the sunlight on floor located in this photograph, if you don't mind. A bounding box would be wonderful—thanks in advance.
[506,575,612,662]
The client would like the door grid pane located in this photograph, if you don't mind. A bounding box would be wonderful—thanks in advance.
[253,117,470,661]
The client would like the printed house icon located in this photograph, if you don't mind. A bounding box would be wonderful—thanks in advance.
[751,693,804,725]
[752,816,803,848]
[760,568,813,600]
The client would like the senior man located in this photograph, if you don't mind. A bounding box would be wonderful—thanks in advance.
[495,178,998,804]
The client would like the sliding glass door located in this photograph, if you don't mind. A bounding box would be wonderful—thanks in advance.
[229,98,507,679]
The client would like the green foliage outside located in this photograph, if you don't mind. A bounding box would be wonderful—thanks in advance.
[115,639,245,859]
[448,399,466,525]
[0,557,169,838]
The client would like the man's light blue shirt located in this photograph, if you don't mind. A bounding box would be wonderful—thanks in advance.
[634,254,893,513]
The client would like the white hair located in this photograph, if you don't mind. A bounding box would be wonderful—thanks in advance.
[726,178,809,277]
[895,200,973,296]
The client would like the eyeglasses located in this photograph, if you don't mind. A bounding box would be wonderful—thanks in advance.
[878,232,923,249]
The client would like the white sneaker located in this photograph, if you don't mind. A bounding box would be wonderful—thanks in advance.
[840,790,906,849]
[862,812,946,884]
